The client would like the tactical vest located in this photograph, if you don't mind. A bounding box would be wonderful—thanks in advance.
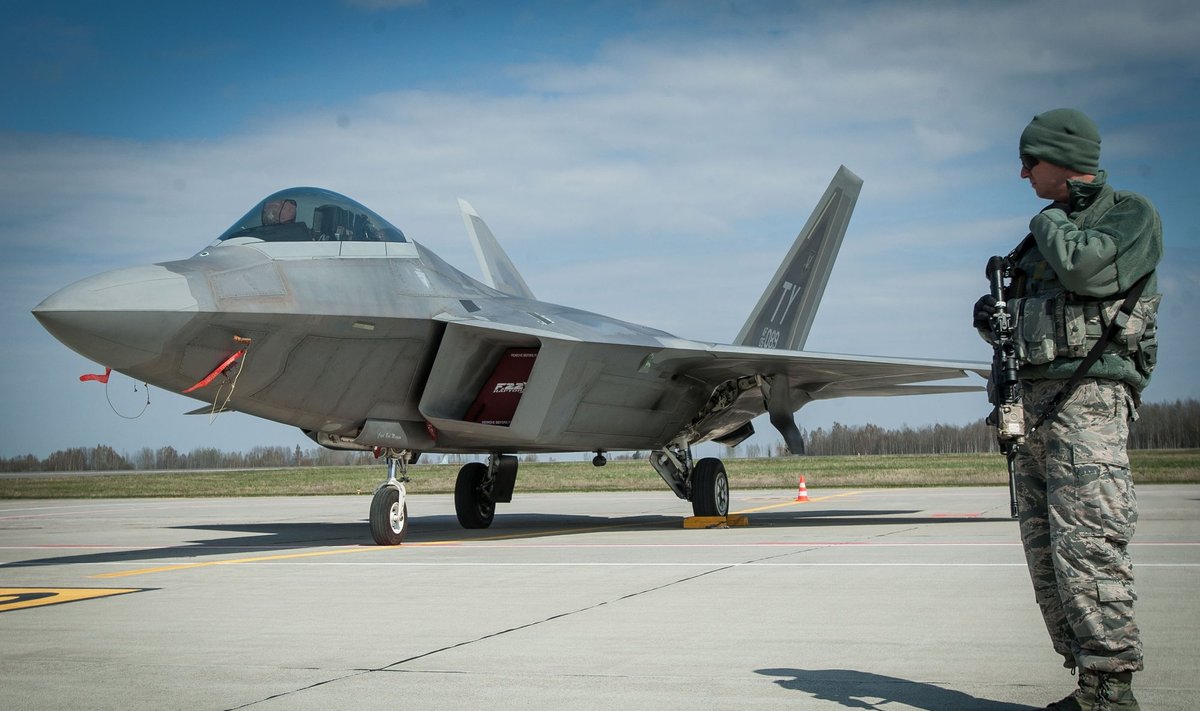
[1006,238,1160,379]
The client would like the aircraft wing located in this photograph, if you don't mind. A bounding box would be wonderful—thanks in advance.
[643,340,986,453]
[412,315,983,456]
[660,343,985,399]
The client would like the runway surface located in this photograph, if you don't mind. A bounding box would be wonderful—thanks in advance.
[2,485,1197,710]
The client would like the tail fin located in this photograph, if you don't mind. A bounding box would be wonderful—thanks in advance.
[734,165,863,351]
[458,198,536,300]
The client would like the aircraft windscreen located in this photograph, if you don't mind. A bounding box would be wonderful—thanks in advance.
[212,188,407,245]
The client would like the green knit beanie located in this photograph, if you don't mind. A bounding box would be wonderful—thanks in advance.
[1019,108,1102,173]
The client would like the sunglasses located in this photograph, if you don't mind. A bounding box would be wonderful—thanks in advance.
[1020,154,1040,171]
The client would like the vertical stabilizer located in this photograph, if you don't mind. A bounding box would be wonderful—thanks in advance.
[458,199,536,300]
[734,166,862,351]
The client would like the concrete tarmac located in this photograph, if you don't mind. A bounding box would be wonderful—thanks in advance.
[1,485,1197,710]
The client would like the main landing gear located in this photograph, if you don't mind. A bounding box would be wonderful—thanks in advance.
[650,440,729,517]
[691,457,730,517]
[455,454,518,529]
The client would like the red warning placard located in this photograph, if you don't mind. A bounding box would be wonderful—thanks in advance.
[464,348,539,426]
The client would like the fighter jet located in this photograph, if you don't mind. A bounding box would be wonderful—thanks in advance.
[33,166,983,545]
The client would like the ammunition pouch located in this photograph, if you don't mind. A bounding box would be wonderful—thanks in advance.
[1008,291,1160,374]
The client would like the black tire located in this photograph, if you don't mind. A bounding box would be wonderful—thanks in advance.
[691,457,729,517]
[370,486,408,545]
[455,462,495,529]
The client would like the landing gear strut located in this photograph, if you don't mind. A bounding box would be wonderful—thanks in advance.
[650,439,729,517]
[370,450,412,545]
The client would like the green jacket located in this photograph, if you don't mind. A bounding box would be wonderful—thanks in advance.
[1009,170,1163,391]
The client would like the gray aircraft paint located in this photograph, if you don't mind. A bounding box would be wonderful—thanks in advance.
[32,169,986,540]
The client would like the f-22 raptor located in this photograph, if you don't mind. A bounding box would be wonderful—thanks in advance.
[33,166,982,544]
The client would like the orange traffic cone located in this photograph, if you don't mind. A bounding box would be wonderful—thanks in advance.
[794,475,810,502]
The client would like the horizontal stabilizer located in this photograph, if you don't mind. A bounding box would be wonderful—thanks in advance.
[458,199,536,300]
[735,166,862,351]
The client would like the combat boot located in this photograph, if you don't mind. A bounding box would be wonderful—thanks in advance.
[1042,671,1093,711]
[1043,670,1139,710]
[1093,671,1138,710]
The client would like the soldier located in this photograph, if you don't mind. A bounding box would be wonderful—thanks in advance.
[974,108,1162,710]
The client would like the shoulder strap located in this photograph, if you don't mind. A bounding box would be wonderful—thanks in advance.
[1006,234,1035,263]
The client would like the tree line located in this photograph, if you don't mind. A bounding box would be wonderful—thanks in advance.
[756,398,1198,457]
[0,444,376,473]
[3,399,1196,473]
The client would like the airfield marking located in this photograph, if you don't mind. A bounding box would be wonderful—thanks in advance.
[88,491,1020,580]
[0,587,150,613]
[90,546,389,579]
[733,490,865,514]
[86,495,875,581]
[89,519,671,579]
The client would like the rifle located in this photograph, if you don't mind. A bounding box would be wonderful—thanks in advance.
[985,255,1024,519]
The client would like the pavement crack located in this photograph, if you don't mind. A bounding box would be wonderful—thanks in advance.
[224,552,799,708]
[374,545,819,675]
[221,564,739,709]
[380,563,738,671]
[223,670,373,710]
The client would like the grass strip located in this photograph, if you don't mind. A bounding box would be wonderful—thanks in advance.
[1,450,1196,499]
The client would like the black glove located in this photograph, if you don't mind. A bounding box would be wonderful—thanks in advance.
[973,294,997,330]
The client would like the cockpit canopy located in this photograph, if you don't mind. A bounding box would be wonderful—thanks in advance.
[213,188,407,245]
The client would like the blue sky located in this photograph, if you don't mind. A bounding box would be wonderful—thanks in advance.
[2,0,1197,459]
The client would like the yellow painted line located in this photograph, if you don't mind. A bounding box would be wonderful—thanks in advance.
[411,519,662,546]
[95,495,876,580]
[92,519,667,579]
[95,499,877,580]
[91,546,386,579]
[733,490,865,515]
[93,499,871,580]
[0,587,148,612]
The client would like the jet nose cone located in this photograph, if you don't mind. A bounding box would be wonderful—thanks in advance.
[33,265,199,368]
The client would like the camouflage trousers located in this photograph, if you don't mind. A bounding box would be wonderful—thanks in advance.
[1013,378,1143,674]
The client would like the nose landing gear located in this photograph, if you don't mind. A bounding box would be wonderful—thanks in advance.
[369,450,412,545]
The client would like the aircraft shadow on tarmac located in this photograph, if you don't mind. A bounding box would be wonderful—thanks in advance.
[0,512,674,570]
[757,668,1035,711]
[0,508,1009,571]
